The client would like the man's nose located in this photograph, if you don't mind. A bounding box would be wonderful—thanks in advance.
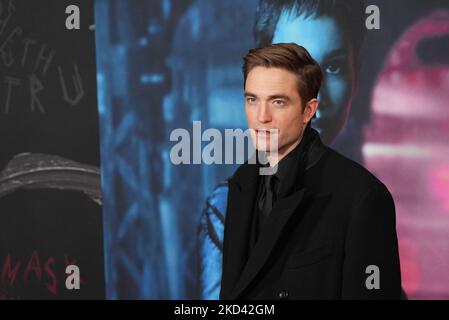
[258,103,271,123]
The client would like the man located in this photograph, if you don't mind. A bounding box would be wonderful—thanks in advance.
[198,0,365,299]
[219,43,401,300]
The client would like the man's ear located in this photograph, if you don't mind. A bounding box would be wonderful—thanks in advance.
[304,98,319,124]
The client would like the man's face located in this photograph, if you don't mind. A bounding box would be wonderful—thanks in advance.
[245,66,315,160]
[272,12,355,144]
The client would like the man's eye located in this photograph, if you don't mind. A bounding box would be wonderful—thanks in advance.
[246,97,257,104]
[273,100,285,106]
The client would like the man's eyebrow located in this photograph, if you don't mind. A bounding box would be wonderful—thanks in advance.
[267,94,290,101]
[244,92,291,101]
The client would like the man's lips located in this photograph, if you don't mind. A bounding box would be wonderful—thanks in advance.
[255,129,273,137]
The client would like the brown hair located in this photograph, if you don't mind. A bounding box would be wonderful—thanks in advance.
[242,43,323,109]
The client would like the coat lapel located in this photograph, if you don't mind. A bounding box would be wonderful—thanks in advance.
[228,186,309,299]
[220,161,259,299]
[221,129,329,299]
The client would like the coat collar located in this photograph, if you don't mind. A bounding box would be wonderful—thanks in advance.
[229,126,325,189]
[220,128,328,300]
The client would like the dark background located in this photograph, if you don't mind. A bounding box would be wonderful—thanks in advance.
[0,0,104,299]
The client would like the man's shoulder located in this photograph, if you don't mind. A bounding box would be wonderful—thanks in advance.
[319,147,391,197]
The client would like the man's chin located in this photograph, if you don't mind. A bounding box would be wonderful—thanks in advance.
[253,140,277,151]
[254,145,280,155]
[253,137,279,150]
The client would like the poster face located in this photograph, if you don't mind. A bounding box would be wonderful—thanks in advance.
[0,0,104,299]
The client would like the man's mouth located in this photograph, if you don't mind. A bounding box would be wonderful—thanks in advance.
[256,129,272,137]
